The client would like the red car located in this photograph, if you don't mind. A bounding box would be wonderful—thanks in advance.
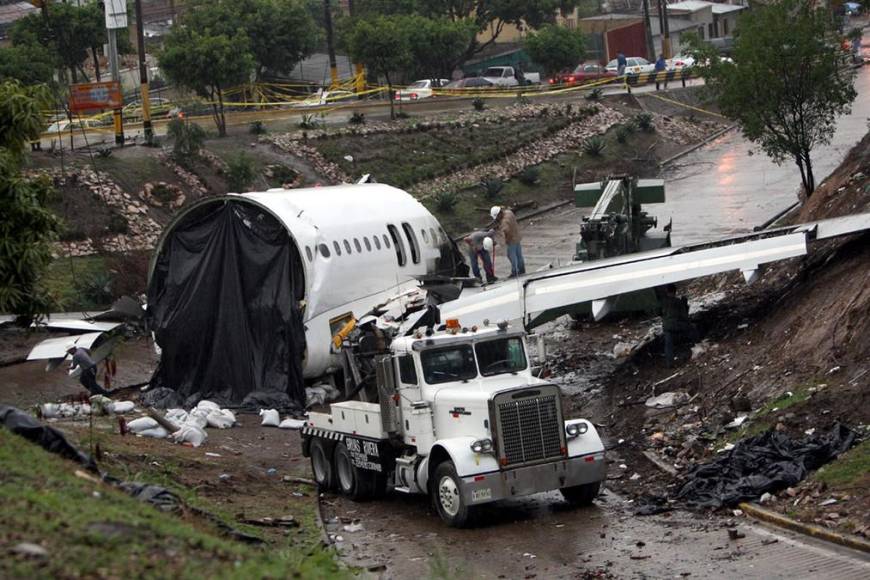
[548,63,616,87]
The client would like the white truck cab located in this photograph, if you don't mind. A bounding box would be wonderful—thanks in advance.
[302,321,606,527]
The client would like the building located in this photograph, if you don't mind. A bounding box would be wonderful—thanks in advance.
[0,0,37,45]
[660,1,746,53]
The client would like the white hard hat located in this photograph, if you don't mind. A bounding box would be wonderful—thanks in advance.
[64,341,77,353]
[483,236,494,252]
[490,206,501,220]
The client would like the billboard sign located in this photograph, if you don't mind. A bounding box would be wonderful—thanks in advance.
[69,81,123,113]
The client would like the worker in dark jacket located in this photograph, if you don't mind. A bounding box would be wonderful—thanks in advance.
[66,343,110,396]
[658,284,697,366]
[654,54,667,90]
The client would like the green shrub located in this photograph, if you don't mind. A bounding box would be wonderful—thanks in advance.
[585,88,603,101]
[480,178,504,199]
[349,111,366,125]
[167,118,206,162]
[249,120,267,135]
[106,213,129,235]
[582,135,606,156]
[73,271,113,310]
[298,113,319,129]
[433,190,459,213]
[519,165,540,185]
[151,183,175,203]
[472,97,486,111]
[226,153,256,192]
[615,123,634,144]
[395,110,410,119]
[635,112,655,132]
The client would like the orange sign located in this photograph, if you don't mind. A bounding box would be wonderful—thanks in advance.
[69,81,123,113]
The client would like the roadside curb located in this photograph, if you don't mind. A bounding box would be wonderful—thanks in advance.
[658,124,736,168]
[738,501,870,554]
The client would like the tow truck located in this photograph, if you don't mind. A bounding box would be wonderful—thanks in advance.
[301,318,605,527]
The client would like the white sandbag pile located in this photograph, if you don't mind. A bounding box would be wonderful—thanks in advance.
[39,402,92,418]
[278,418,306,430]
[127,417,169,439]
[120,399,235,447]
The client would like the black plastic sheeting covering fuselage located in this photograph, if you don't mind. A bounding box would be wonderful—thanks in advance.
[147,200,306,409]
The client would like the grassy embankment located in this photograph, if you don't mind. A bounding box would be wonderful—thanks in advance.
[0,428,347,578]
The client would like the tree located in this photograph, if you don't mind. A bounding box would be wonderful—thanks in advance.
[159,30,254,136]
[524,24,585,77]
[181,0,320,81]
[0,82,61,324]
[685,0,857,196]
[0,44,56,86]
[345,16,413,119]
[422,0,580,68]
[406,16,476,80]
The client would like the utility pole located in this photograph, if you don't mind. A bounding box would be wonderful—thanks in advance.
[134,0,153,144]
[323,0,339,87]
[105,0,127,146]
[658,0,672,59]
[347,0,365,94]
[642,0,656,61]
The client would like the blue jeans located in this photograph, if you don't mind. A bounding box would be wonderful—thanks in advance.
[468,249,494,280]
[507,243,525,276]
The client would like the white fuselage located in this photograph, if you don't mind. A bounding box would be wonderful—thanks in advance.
[239,184,452,378]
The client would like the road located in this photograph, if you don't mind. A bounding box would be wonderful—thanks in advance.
[322,485,870,578]
[502,63,870,278]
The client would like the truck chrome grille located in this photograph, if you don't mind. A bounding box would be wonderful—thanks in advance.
[495,389,563,466]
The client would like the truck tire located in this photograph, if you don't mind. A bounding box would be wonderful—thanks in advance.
[431,461,476,528]
[560,481,600,506]
[310,438,336,491]
[333,442,375,501]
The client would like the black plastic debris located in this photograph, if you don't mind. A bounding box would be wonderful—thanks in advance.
[0,405,96,471]
[120,482,181,512]
[674,423,856,508]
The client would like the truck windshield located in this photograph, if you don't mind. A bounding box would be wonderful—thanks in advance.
[475,337,527,376]
[483,67,504,77]
[421,345,478,384]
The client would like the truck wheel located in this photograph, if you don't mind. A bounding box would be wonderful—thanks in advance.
[310,438,336,491]
[333,442,374,501]
[560,481,601,506]
[431,461,476,528]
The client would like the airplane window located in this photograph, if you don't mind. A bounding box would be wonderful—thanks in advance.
[333,241,341,256]
[344,239,352,254]
[387,224,406,267]
[305,246,313,261]
[421,229,429,244]
[430,228,438,245]
[318,243,331,258]
[373,236,381,250]
[401,222,420,264]
[383,234,391,249]
[354,238,362,252]
[364,237,372,251]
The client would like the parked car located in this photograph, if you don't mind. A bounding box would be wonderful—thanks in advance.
[548,63,616,86]
[45,117,102,134]
[123,97,176,119]
[479,66,541,87]
[293,89,355,108]
[394,79,449,101]
[605,57,655,75]
[667,54,695,71]
[443,77,495,90]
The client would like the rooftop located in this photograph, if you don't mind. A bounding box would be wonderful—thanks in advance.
[667,1,746,14]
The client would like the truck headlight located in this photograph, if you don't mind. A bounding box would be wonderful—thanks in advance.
[470,438,494,454]
[566,422,588,438]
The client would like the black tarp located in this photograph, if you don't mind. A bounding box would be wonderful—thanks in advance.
[673,424,856,508]
[147,200,306,409]
[0,405,97,470]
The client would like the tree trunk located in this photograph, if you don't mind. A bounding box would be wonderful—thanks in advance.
[92,47,101,82]
[385,73,395,120]
[803,152,815,195]
[217,89,227,137]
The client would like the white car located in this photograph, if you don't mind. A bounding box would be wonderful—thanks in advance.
[394,79,449,101]
[667,54,695,71]
[605,57,655,75]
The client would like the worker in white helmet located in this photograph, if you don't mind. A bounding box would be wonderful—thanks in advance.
[65,342,109,396]
[490,205,525,278]
[462,229,497,283]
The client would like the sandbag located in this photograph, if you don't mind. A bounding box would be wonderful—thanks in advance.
[206,409,236,429]
[196,400,221,412]
[279,418,306,430]
[171,425,207,447]
[109,401,135,414]
[165,408,189,424]
[185,408,209,429]
[259,409,280,427]
[138,426,169,439]
[127,417,159,433]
